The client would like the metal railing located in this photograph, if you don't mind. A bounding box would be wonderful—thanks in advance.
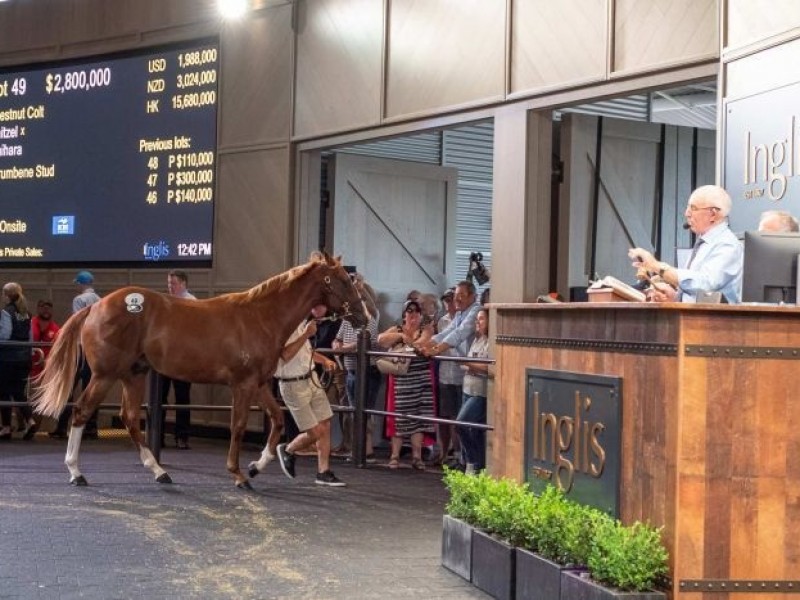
[1,333,495,467]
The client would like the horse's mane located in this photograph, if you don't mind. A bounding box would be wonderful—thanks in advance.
[240,259,321,302]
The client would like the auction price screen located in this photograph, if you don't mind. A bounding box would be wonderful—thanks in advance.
[0,39,218,264]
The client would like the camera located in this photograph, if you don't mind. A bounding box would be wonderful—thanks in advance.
[467,251,490,286]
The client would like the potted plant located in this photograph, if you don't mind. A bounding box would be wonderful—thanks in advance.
[441,473,670,600]
[516,485,609,599]
[441,467,491,580]
[561,517,669,599]
[470,475,536,600]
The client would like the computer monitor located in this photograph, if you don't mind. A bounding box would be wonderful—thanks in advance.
[741,231,800,304]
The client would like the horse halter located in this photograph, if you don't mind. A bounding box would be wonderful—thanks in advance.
[322,274,364,321]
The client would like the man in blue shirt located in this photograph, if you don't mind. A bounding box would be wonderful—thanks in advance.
[629,185,743,304]
[421,281,481,357]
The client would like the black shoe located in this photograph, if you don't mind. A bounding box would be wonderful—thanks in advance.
[48,430,67,440]
[84,429,99,440]
[315,470,346,487]
[276,443,296,479]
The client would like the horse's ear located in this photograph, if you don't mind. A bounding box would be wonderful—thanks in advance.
[333,255,343,266]
[309,251,324,263]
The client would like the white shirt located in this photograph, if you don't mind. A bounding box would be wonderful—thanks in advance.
[274,322,313,379]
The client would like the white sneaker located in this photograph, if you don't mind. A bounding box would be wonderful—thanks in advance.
[465,463,476,476]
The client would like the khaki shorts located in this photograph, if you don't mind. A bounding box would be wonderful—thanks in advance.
[278,376,333,432]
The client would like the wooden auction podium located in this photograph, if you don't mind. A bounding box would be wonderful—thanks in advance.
[490,302,799,599]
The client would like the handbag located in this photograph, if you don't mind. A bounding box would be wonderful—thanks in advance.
[376,343,414,376]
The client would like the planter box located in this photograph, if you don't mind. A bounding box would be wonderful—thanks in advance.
[561,570,667,600]
[471,529,516,600]
[441,515,472,581]
[516,547,572,599]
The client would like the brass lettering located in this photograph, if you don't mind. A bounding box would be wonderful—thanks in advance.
[589,422,606,477]
[530,388,606,492]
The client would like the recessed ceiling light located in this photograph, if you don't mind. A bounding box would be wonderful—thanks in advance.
[218,0,248,19]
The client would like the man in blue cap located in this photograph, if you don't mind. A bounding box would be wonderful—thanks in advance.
[50,271,102,439]
[72,270,99,312]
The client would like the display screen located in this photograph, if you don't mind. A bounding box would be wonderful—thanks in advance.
[0,39,219,265]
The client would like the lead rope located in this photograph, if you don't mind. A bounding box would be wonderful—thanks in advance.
[308,317,335,390]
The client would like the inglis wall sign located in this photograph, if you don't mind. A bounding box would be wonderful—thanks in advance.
[525,369,621,517]
[724,81,800,232]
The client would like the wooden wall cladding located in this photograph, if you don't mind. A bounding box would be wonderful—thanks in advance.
[385,0,506,119]
[510,0,607,96]
[613,0,718,75]
[725,0,800,52]
[293,0,384,138]
[219,6,293,147]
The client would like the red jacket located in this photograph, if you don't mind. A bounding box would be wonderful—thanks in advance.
[30,316,60,377]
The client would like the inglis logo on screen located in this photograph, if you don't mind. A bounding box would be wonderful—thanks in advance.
[143,241,170,261]
[52,216,75,235]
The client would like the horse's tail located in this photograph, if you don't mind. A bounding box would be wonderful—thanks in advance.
[31,307,91,418]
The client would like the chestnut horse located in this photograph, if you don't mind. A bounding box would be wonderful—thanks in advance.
[32,253,368,488]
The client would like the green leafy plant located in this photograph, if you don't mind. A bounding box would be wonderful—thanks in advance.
[587,518,669,592]
[528,484,569,562]
[443,467,493,526]
[473,476,537,547]
[443,472,669,593]
[560,501,612,567]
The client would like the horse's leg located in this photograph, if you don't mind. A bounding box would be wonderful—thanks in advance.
[227,384,256,489]
[64,377,115,486]
[120,376,171,484]
[248,384,286,478]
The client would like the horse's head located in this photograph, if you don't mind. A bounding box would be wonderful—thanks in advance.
[312,252,370,328]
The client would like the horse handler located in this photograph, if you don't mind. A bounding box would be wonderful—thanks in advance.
[276,317,346,487]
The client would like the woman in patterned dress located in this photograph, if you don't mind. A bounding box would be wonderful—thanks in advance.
[377,299,435,470]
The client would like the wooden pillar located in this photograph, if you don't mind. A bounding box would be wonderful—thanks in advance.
[490,107,552,303]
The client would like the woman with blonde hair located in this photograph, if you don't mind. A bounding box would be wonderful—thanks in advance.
[0,282,36,440]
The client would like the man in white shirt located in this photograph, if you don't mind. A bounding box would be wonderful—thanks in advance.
[630,185,743,304]
[276,317,345,487]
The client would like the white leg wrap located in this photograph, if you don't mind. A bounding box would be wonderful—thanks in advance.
[65,425,84,480]
[248,446,275,474]
[139,446,167,479]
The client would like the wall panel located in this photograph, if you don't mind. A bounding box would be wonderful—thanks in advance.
[219,6,293,147]
[293,0,384,138]
[385,0,506,119]
[725,36,800,100]
[726,0,800,51]
[0,0,218,61]
[215,148,291,286]
[510,0,607,95]
[613,0,718,75]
